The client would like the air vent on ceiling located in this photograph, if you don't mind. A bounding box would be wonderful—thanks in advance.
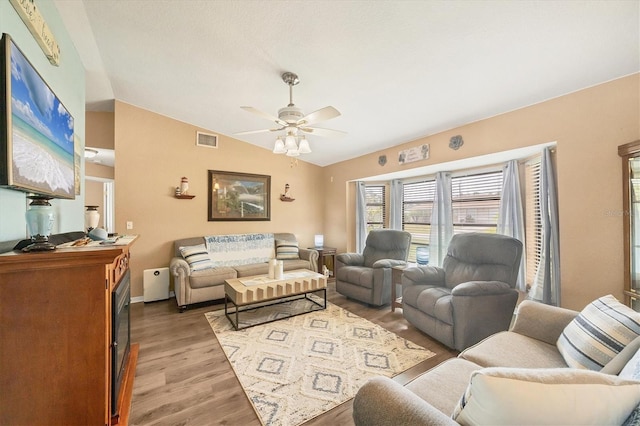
[196,131,218,149]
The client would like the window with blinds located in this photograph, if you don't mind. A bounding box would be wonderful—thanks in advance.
[524,157,542,289]
[451,171,503,234]
[365,185,386,232]
[402,180,436,262]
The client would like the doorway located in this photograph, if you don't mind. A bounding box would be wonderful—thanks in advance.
[85,177,115,234]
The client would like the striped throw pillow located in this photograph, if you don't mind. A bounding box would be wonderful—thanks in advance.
[275,239,299,260]
[179,244,215,272]
[557,295,640,370]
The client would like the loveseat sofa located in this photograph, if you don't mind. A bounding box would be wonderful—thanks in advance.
[353,296,640,425]
[170,232,318,312]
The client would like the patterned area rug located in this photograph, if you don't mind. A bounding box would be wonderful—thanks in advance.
[205,298,435,426]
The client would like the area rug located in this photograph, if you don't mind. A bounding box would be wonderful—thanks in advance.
[205,298,435,426]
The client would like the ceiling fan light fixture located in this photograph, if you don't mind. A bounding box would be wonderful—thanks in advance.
[238,71,345,158]
[298,137,312,154]
[273,137,286,154]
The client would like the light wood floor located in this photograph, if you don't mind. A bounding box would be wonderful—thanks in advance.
[129,282,457,425]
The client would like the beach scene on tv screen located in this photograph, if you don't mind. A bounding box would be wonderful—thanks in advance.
[10,40,74,198]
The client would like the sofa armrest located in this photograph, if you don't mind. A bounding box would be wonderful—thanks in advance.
[402,266,446,287]
[170,256,190,277]
[170,257,191,309]
[336,253,364,266]
[372,259,407,269]
[451,281,512,296]
[353,377,458,426]
[298,248,319,272]
[510,299,579,345]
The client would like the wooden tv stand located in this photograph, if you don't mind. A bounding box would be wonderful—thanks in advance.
[0,238,138,425]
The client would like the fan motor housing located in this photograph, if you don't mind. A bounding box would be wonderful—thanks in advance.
[278,106,304,123]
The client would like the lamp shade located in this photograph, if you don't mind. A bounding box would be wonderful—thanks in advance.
[273,138,286,154]
[284,134,298,151]
[297,137,312,154]
[286,149,300,157]
[314,234,324,248]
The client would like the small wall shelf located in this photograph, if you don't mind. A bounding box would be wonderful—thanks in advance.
[175,195,195,199]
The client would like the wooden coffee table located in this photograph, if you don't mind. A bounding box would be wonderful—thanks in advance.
[224,269,327,330]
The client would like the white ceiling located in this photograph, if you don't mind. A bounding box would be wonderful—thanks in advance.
[54,0,639,167]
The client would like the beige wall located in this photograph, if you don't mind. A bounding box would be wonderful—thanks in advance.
[86,111,115,149]
[113,101,324,298]
[323,74,640,311]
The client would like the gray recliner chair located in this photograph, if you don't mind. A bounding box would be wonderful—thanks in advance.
[335,229,412,306]
[402,232,523,351]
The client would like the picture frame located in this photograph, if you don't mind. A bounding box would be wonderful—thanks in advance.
[0,33,76,199]
[208,170,270,221]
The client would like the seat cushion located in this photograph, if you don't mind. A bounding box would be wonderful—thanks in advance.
[460,331,568,369]
[416,287,453,325]
[403,285,453,325]
[282,258,311,271]
[189,267,237,289]
[234,263,269,277]
[337,265,374,289]
[405,358,482,416]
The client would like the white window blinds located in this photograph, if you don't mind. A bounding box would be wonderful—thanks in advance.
[402,179,436,262]
[451,171,503,234]
[365,185,385,232]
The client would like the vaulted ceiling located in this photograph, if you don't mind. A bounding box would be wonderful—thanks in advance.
[55,0,639,166]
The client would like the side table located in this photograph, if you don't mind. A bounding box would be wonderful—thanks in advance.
[310,246,337,282]
[391,265,407,312]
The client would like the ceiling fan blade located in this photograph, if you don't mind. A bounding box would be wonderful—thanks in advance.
[299,127,347,138]
[240,106,288,127]
[234,127,282,136]
[297,106,341,126]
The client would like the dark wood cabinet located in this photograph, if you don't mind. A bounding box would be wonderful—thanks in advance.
[0,240,137,425]
[619,140,640,310]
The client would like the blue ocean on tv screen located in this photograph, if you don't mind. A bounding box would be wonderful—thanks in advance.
[10,39,75,198]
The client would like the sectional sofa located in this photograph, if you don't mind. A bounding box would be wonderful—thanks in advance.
[353,296,640,425]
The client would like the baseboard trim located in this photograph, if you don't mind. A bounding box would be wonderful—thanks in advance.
[132,291,174,304]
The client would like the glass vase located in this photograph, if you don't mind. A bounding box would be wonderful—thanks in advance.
[416,246,430,265]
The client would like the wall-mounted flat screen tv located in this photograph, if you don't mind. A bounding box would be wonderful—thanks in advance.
[0,33,75,199]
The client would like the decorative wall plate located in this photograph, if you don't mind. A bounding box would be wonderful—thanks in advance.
[449,135,464,150]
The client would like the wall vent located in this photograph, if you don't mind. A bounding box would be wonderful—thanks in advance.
[196,131,218,148]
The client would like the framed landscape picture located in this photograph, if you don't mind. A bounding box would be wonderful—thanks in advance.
[208,170,270,221]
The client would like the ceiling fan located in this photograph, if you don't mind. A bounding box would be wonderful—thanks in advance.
[235,72,345,144]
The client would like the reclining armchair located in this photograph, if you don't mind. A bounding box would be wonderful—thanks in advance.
[402,232,523,351]
[335,229,411,306]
